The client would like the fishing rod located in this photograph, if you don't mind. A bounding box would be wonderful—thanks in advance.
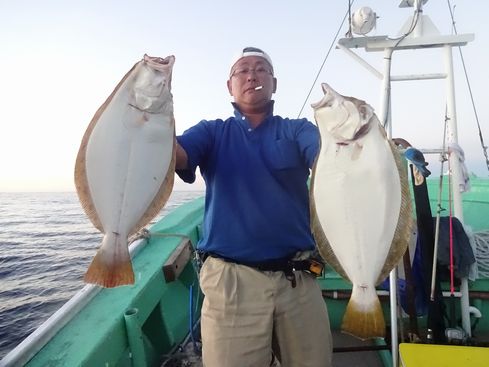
[296,0,356,119]
[446,0,489,173]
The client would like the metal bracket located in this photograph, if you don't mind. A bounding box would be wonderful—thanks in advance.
[163,239,192,282]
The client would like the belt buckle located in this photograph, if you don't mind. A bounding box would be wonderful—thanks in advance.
[307,259,324,277]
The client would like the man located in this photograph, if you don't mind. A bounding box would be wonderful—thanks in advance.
[175,47,332,367]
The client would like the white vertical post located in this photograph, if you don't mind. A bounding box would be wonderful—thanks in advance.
[389,268,399,367]
[444,47,463,218]
[379,47,398,367]
[444,44,471,337]
[379,48,394,134]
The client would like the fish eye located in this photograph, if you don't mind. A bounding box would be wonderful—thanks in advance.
[323,100,334,108]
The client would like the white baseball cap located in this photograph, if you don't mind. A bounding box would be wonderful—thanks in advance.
[230,47,274,75]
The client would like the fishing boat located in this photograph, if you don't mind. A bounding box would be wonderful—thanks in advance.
[2,1,489,366]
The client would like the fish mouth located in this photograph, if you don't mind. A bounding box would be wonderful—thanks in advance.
[311,83,337,109]
[143,54,175,70]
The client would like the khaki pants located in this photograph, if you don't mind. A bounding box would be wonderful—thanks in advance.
[199,257,332,367]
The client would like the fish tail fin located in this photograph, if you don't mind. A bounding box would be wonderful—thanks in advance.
[341,285,385,340]
[84,232,134,288]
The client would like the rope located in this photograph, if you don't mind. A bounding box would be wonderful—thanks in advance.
[128,228,190,245]
[128,228,151,244]
[446,0,489,173]
[296,0,356,118]
[128,228,204,276]
[144,231,190,240]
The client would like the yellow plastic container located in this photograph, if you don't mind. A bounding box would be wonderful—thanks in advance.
[399,343,489,367]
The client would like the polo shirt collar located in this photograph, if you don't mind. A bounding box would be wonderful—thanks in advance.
[231,101,275,129]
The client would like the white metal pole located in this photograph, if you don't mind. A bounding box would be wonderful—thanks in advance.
[444,49,463,218]
[379,46,398,367]
[379,48,394,135]
[337,44,383,80]
[389,268,399,367]
[444,44,471,337]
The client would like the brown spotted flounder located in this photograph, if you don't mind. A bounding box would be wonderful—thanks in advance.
[310,83,412,339]
[75,55,176,288]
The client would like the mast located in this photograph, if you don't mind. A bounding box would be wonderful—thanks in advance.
[337,0,474,365]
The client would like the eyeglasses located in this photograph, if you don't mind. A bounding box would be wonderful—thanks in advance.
[230,66,273,78]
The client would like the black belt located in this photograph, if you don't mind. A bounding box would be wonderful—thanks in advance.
[198,252,323,288]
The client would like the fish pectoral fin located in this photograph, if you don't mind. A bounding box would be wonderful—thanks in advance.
[341,285,385,340]
[84,233,134,288]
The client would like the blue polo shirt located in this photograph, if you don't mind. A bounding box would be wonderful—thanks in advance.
[176,103,319,262]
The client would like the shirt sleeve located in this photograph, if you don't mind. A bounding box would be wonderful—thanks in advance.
[295,119,320,169]
[175,120,213,183]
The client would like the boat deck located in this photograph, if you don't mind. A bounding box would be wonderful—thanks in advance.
[160,330,385,367]
[332,331,385,367]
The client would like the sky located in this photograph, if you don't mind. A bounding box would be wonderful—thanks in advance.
[1,0,488,192]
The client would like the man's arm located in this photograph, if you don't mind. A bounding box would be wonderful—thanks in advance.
[175,142,188,170]
[174,120,212,182]
[295,119,320,169]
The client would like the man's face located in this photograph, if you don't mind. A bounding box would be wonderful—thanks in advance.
[227,56,277,109]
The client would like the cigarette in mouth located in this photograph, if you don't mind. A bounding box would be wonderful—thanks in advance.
[255,86,263,90]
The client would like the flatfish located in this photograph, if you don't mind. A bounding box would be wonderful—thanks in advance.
[75,55,176,288]
[310,83,412,339]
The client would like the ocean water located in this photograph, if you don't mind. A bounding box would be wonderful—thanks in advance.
[0,190,204,360]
